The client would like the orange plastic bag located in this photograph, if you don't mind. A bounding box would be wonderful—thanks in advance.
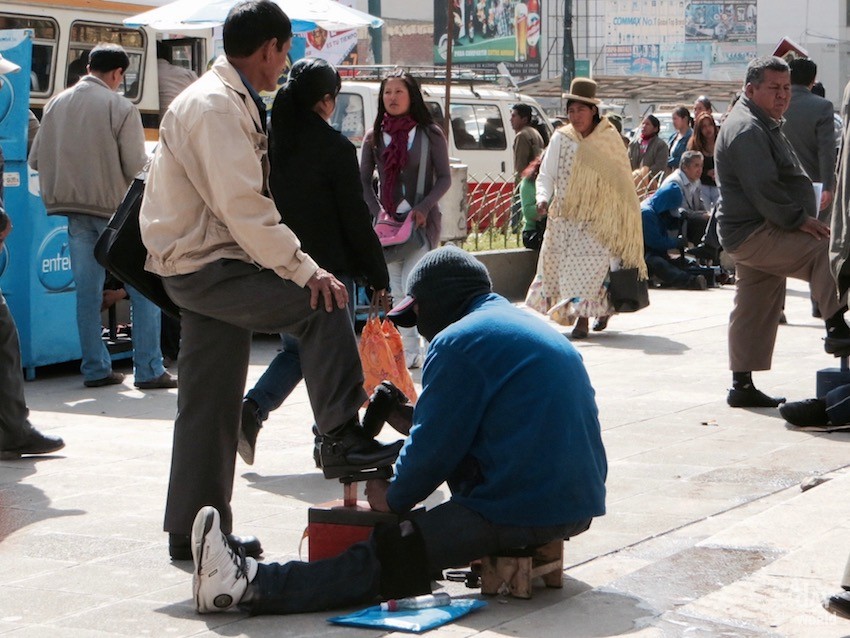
[358,305,418,407]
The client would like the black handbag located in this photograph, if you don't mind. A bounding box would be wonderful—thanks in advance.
[94,177,180,319]
[608,267,650,313]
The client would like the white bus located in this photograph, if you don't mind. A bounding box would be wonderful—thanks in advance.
[1,0,213,138]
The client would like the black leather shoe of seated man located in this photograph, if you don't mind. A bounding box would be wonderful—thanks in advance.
[169,531,262,561]
[319,419,403,480]
[727,386,786,408]
[779,398,829,427]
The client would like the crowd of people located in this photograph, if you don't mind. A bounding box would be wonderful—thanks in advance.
[5,0,850,622]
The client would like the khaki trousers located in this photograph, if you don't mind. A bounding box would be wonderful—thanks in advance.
[726,222,842,372]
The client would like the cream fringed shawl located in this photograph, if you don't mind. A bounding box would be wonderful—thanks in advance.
[549,118,647,277]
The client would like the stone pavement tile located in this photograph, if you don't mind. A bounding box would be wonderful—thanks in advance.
[0,554,74,587]
[0,585,111,623]
[0,626,122,637]
[47,598,237,637]
[611,460,716,482]
[11,562,185,599]
[473,587,658,638]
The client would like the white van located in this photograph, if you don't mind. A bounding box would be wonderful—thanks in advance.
[333,79,553,232]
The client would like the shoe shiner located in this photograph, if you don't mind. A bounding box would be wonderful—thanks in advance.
[0,205,65,460]
[189,245,607,615]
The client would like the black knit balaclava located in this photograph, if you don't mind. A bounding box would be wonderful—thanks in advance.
[406,246,492,341]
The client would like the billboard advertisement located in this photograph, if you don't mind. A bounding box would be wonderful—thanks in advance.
[603,0,756,80]
[685,1,757,42]
[434,0,542,79]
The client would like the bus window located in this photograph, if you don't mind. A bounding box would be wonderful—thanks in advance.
[160,37,206,77]
[0,14,58,97]
[68,22,145,100]
[425,101,443,122]
[331,92,365,147]
[450,104,505,150]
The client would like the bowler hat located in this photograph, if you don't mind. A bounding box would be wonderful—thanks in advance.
[562,78,600,106]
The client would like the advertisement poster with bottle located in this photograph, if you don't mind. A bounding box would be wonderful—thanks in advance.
[433,0,541,79]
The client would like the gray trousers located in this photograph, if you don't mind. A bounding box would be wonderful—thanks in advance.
[0,290,35,449]
[726,222,843,372]
[162,260,367,535]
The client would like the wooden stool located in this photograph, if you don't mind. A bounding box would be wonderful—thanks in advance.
[479,540,564,599]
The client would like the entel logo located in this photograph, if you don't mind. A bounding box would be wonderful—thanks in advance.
[36,227,75,292]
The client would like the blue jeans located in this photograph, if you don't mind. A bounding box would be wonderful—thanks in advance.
[387,243,429,356]
[67,214,165,383]
[246,276,355,421]
[247,500,591,615]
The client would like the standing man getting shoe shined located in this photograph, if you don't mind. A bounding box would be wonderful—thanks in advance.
[140,0,401,561]
[716,56,850,409]
[186,246,606,615]
[0,206,64,460]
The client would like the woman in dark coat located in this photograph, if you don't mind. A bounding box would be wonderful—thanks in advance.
[239,58,389,466]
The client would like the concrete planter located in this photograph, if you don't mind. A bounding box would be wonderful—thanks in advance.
[471,248,539,302]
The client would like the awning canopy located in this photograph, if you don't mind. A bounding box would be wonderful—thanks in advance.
[523,74,743,104]
[124,0,384,33]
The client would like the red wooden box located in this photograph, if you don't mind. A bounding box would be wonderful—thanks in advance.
[307,499,401,562]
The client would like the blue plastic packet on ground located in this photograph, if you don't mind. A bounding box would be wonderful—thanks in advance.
[328,599,487,633]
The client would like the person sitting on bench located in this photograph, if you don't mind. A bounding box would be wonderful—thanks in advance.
[186,245,608,615]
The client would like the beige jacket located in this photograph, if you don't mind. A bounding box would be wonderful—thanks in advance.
[140,56,317,286]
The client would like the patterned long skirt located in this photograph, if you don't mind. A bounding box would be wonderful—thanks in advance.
[525,216,613,325]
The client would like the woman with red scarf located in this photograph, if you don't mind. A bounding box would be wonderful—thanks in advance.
[628,114,669,177]
[360,72,451,368]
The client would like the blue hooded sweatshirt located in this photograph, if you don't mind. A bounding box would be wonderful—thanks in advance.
[641,181,684,256]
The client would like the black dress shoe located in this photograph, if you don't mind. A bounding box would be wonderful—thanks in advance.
[0,430,65,460]
[319,420,403,479]
[779,398,829,427]
[823,591,850,620]
[727,387,786,408]
[825,335,850,355]
[238,398,262,466]
[169,532,262,561]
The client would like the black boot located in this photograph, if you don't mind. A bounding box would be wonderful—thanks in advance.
[318,418,403,479]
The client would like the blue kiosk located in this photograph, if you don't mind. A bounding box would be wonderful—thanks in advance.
[0,30,81,380]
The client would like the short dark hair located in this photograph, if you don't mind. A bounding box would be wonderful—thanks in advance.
[224,0,293,58]
[789,58,817,86]
[812,81,826,97]
[745,56,789,88]
[88,44,129,73]
[512,103,532,122]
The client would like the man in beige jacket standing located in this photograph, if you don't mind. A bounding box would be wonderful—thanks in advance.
[140,0,401,561]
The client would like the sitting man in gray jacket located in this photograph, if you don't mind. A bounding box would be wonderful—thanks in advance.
[716,56,850,409]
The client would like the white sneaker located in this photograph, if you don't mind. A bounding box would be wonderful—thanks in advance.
[405,352,423,369]
[192,506,258,613]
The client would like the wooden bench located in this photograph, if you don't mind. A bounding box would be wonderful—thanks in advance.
[479,539,564,599]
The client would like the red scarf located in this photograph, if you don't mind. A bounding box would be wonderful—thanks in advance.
[380,114,417,215]
[639,131,656,154]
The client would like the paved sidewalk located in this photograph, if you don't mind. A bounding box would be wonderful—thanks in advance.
[2,278,850,637]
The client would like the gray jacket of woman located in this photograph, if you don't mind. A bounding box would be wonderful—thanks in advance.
[360,122,452,249]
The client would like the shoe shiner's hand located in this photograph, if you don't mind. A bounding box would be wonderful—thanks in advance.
[366,478,392,512]
[306,268,349,312]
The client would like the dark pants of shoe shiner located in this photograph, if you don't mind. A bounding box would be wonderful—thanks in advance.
[645,253,691,288]
[0,290,39,448]
[246,277,355,421]
[725,222,843,372]
[248,500,592,615]
[162,259,367,537]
